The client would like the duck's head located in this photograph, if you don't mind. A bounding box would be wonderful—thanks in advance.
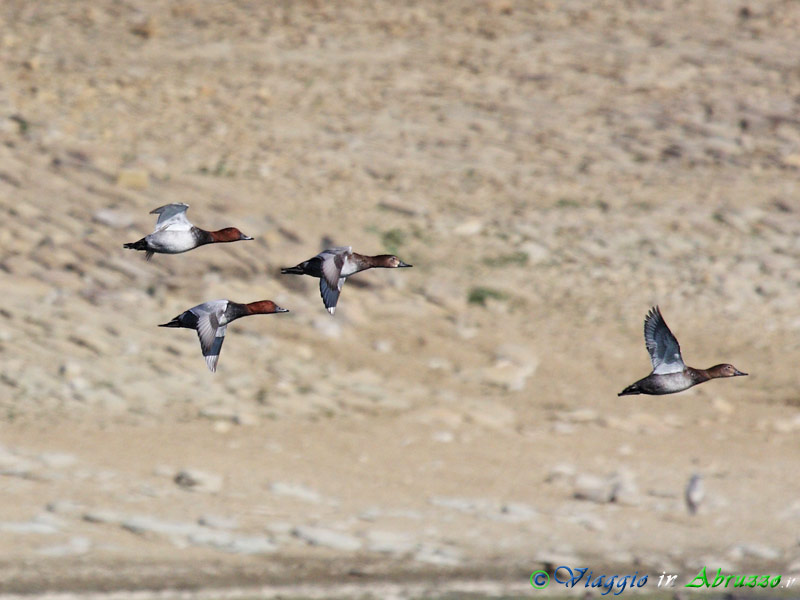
[708,364,748,378]
[375,255,412,268]
[246,300,290,314]
[213,227,254,242]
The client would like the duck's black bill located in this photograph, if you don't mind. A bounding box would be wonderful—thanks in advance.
[398,261,412,267]
[734,369,748,376]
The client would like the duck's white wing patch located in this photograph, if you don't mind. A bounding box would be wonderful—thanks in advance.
[644,306,685,374]
[151,203,192,233]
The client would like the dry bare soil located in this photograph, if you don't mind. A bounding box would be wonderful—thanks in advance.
[1,1,800,597]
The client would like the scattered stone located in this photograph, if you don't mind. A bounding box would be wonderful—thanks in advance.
[225,536,278,554]
[174,468,223,493]
[46,500,84,516]
[83,510,126,525]
[728,543,781,561]
[292,526,362,551]
[366,530,417,554]
[413,543,462,566]
[121,516,200,537]
[573,473,615,503]
[269,481,325,504]
[37,536,91,556]
[499,502,538,522]
[0,520,59,534]
[93,209,134,229]
[38,452,77,469]
[198,515,238,530]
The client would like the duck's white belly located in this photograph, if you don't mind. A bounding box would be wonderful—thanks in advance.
[147,231,197,253]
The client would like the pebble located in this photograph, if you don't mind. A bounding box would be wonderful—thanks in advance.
[121,516,200,537]
[37,536,91,556]
[0,520,59,534]
[413,543,462,566]
[292,526,362,551]
[728,543,781,561]
[365,530,417,554]
[92,209,134,229]
[573,473,615,504]
[198,515,238,530]
[173,468,223,493]
[269,481,325,504]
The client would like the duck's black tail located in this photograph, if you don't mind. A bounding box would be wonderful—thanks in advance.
[280,265,305,275]
[159,310,195,329]
[123,238,154,260]
[123,238,147,251]
[617,383,641,397]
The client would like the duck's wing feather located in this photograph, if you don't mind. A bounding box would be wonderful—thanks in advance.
[151,203,192,233]
[644,306,685,374]
[191,301,228,372]
[319,276,346,315]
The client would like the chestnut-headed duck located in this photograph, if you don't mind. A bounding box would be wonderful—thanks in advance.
[124,203,253,260]
[280,246,412,315]
[618,306,747,396]
[159,299,288,372]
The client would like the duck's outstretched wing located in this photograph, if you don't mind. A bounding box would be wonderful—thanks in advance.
[151,203,192,232]
[644,306,684,374]
[319,276,346,315]
[318,247,350,315]
[192,302,227,372]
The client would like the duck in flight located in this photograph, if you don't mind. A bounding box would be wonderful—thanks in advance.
[618,306,747,396]
[280,246,412,315]
[159,299,288,372]
[124,203,253,260]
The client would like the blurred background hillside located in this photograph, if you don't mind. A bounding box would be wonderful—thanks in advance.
[0,0,799,596]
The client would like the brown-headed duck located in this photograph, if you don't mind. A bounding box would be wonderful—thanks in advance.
[280,246,412,315]
[124,203,252,260]
[159,299,288,372]
[618,306,747,396]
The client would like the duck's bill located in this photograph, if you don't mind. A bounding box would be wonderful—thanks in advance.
[734,369,748,376]
[398,261,412,267]
[275,306,290,313]
[241,235,254,241]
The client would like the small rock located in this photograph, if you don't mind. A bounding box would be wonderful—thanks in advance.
[728,543,781,561]
[292,526,362,551]
[366,530,416,554]
[499,502,538,521]
[46,500,84,515]
[198,515,238,530]
[83,510,126,525]
[121,516,199,537]
[573,473,615,503]
[93,209,134,229]
[0,520,59,534]
[225,535,278,554]
[174,469,223,493]
[269,482,324,504]
[37,536,91,556]
[39,452,77,469]
[413,543,462,566]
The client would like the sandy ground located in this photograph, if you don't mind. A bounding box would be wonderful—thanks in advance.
[1,0,800,597]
